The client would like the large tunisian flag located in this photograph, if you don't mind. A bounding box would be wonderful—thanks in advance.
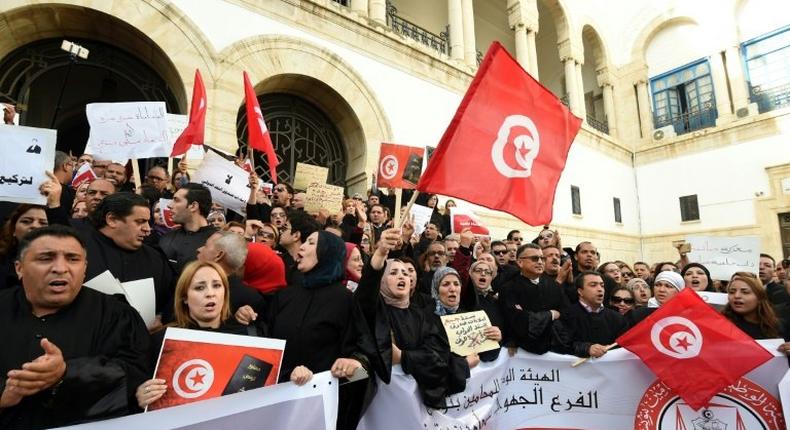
[170,69,207,157]
[416,42,581,226]
[616,288,773,410]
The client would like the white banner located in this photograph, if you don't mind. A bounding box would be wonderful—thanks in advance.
[191,151,250,214]
[57,371,337,430]
[85,102,170,160]
[359,340,787,430]
[0,124,56,205]
[686,235,761,280]
[780,369,790,425]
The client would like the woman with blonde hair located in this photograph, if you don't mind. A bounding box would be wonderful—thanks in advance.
[722,272,783,339]
[135,260,246,408]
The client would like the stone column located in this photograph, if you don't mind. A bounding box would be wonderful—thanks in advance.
[575,61,587,119]
[635,79,653,138]
[369,0,386,25]
[461,0,476,67]
[602,84,617,136]
[564,57,580,115]
[513,24,529,70]
[448,0,464,61]
[526,30,539,79]
[708,51,733,124]
[351,0,368,16]
[724,45,751,113]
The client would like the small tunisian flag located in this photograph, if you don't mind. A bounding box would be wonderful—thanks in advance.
[171,69,207,157]
[243,71,278,183]
[416,42,581,226]
[616,288,772,410]
[376,143,425,189]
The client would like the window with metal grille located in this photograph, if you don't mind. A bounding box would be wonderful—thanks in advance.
[742,25,790,113]
[613,197,622,223]
[571,185,581,215]
[679,194,700,222]
[650,59,717,135]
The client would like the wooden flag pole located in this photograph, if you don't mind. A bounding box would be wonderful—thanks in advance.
[248,147,256,173]
[131,159,142,191]
[570,343,618,367]
[167,157,174,177]
[397,190,420,229]
[393,188,403,227]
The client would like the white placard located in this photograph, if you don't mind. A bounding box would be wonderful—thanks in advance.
[191,151,250,215]
[409,204,434,235]
[0,124,56,205]
[85,102,170,160]
[84,271,157,328]
[686,235,761,280]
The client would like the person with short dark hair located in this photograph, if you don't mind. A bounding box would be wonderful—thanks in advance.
[551,271,627,358]
[760,253,790,307]
[0,225,149,428]
[158,183,217,273]
[145,166,171,198]
[278,209,321,285]
[52,151,76,210]
[81,193,176,323]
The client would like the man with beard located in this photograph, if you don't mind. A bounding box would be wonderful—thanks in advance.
[159,183,217,272]
[104,162,134,192]
[551,271,627,358]
[416,241,447,296]
[272,183,294,209]
[500,243,568,354]
[0,225,149,429]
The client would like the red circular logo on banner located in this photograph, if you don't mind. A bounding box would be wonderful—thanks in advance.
[634,377,785,430]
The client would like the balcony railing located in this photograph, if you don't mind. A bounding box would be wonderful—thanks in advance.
[653,102,717,136]
[386,1,449,55]
[586,114,609,134]
[330,0,348,5]
[750,82,790,114]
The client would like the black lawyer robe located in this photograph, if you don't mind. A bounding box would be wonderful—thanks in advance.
[551,302,628,357]
[0,287,150,429]
[156,224,218,274]
[499,274,569,354]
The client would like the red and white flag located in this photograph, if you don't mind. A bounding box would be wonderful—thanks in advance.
[376,143,425,189]
[616,288,773,410]
[243,71,278,183]
[70,162,97,189]
[416,42,582,226]
[159,198,177,229]
[450,207,490,236]
[170,69,207,157]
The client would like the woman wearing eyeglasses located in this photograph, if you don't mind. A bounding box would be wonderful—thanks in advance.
[608,286,636,315]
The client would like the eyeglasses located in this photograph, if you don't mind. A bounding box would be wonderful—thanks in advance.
[256,232,276,240]
[518,255,545,262]
[493,250,508,256]
[610,297,635,305]
[472,268,493,276]
[427,251,446,257]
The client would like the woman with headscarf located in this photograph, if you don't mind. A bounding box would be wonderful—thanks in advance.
[330,228,455,426]
[457,260,506,361]
[682,262,714,292]
[263,230,353,384]
[627,271,685,325]
[343,242,363,292]
[626,277,652,307]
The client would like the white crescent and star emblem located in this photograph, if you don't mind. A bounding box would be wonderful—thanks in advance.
[253,106,268,132]
[172,359,214,399]
[650,316,703,359]
[491,114,540,178]
[379,155,398,180]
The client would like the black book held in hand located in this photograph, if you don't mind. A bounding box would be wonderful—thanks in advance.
[222,354,274,395]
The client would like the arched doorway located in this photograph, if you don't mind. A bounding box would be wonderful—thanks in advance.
[236,93,347,187]
[0,37,182,154]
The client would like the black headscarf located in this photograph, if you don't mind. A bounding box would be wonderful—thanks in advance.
[303,231,346,289]
[681,262,715,292]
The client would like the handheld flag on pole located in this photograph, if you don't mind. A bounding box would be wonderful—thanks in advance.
[170,69,207,157]
[243,71,278,183]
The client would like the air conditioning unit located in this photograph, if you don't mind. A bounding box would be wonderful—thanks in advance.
[736,107,749,118]
[652,125,676,141]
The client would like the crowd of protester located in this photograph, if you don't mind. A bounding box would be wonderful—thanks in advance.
[1,149,789,430]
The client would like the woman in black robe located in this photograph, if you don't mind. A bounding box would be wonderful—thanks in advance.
[135,260,248,409]
[332,228,455,413]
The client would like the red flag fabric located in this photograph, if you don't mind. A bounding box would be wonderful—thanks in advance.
[416,42,581,226]
[376,143,424,189]
[70,162,97,189]
[243,71,278,183]
[171,69,207,157]
[616,288,773,410]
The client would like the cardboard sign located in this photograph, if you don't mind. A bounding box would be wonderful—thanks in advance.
[450,207,490,236]
[0,124,56,205]
[686,235,760,280]
[293,162,329,191]
[440,310,500,357]
[191,151,251,215]
[85,102,170,160]
[150,328,285,410]
[305,183,345,214]
[377,143,424,189]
